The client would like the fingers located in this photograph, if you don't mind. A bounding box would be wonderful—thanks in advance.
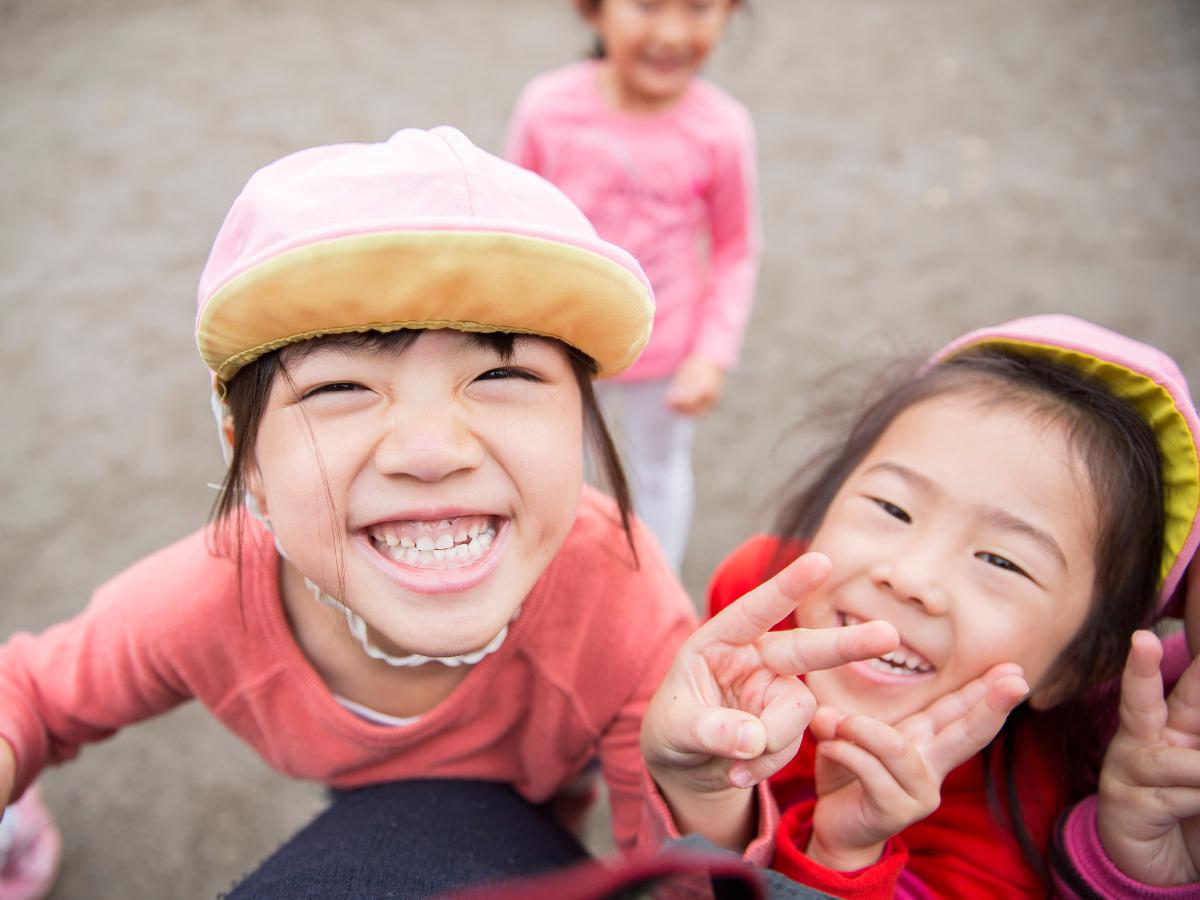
[668,706,768,763]
[728,678,817,787]
[921,673,1028,780]
[704,553,834,646]
[810,705,841,743]
[821,716,939,816]
[899,663,1023,743]
[758,619,899,676]
[1118,630,1168,744]
[1166,654,1200,747]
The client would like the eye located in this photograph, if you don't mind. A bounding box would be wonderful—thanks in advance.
[474,367,541,383]
[976,551,1031,580]
[870,497,911,523]
[301,382,365,399]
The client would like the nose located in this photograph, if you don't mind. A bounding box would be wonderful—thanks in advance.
[649,8,690,47]
[870,539,951,616]
[372,404,485,483]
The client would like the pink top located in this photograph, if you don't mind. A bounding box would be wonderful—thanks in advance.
[505,61,760,381]
[0,487,779,858]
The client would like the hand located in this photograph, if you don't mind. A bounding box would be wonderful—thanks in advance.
[665,356,724,416]
[1097,630,1200,886]
[641,553,899,848]
[806,664,1029,870]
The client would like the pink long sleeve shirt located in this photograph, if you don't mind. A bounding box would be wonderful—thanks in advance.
[505,61,760,382]
[0,487,778,858]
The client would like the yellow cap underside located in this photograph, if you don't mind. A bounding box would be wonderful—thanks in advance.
[960,337,1199,587]
[196,231,653,383]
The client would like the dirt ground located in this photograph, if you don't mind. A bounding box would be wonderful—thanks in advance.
[1,0,1198,896]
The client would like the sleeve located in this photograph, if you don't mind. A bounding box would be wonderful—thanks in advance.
[1050,795,1200,899]
[707,534,798,623]
[691,105,761,372]
[0,545,207,799]
[773,799,908,900]
[503,83,542,173]
[596,546,780,864]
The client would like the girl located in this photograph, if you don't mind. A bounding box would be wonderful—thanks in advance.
[702,315,1200,896]
[0,126,884,896]
[505,0,760,570]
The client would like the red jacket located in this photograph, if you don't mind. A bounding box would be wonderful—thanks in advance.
[709,535,1068,898]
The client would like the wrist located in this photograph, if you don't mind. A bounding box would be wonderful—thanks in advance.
[649,769,757,851]
[805,830,886,872]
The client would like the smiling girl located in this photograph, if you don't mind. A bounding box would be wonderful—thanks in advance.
[0,127,888,897]
[707,315,1200,897]
[505,0,758,570]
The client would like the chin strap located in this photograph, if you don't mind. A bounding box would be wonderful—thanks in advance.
[211,390,512,669]
[304,576,512,668]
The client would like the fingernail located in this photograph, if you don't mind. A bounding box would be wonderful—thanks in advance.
[730,769,753,789]
[737,723,758,755]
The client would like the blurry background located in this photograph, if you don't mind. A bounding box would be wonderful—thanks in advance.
[1,0,1198,896]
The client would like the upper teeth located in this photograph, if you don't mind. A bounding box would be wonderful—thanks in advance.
[369,517,496,569]
[876,649,932,673]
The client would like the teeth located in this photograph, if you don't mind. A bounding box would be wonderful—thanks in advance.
[371,521,499,569]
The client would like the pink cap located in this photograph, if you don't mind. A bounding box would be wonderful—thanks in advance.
[930,314,1200,614]
[195,127,654,383]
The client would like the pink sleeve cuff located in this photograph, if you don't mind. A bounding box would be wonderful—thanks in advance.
[1054,795,1200,898]
[639,765,779,865]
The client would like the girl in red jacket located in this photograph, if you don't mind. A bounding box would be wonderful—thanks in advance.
[706,315,1199,898]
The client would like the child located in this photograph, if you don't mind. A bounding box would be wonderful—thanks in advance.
[702,315,1200,897]
[505,0,760,569]
[1052,563,1200,896]
[0,127,882,896]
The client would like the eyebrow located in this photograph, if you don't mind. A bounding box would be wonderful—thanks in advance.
[863,461,1069,571]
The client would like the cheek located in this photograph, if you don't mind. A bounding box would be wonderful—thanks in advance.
[505,396,585,528]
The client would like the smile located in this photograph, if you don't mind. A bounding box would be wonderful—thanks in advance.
[841,612,935,676]
[367,515,499,570]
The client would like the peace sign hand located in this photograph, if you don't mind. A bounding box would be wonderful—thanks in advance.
[806,664,1029,871]
[1097,630,1200,886]
[640,552,899,850]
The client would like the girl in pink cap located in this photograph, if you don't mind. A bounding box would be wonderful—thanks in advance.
[0,126,887,896]
[506,0,758,571]
[702,315,1199,897]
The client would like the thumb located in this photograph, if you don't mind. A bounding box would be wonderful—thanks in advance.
[683,707,768,761]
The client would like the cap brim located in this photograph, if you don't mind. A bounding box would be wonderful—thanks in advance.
[938,335,1200,608]
[197,230,654,383]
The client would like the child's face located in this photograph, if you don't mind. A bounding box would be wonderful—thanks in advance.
[248,330,584,659]
[588,0,734,110]
[800,391,1098,723]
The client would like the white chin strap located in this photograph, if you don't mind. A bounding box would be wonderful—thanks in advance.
[305,577,512,668]
[211,391,512,669]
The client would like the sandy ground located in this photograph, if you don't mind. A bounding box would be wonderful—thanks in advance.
[1,0,1198,896]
